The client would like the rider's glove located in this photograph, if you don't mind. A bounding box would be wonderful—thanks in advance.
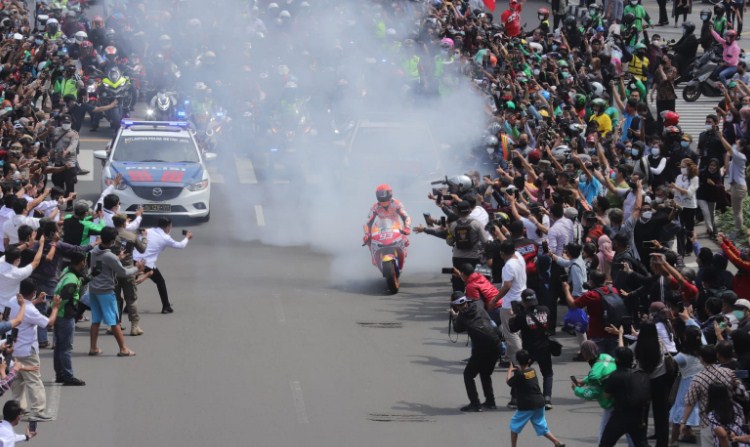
[362,234,371,245]
[402,227,411,235]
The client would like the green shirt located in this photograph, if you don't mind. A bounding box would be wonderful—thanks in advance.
[574,354,617,409]
[54,268,82,319]
[623,5,649,32]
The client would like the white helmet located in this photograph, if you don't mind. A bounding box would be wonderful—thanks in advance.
[194,81,208,91]
[591,81,605,97]
[529,42,543,54]
[74,30,88,43]
[447,175,473,193]
[552,145,572,162]
[279,10,291,19]
[268,2,279,10]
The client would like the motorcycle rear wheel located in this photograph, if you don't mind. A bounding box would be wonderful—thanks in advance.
[682,85,701,102]
[383,260,399,294]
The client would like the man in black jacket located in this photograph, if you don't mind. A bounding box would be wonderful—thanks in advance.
[698,115,725,169]
[451,292,501,412]
[509,289,555,409]
[672,22,699,81]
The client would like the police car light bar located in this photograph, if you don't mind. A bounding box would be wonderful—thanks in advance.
[120,120,191,128]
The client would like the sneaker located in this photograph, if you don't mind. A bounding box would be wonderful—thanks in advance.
[130,326,144,336]
[161,307,174,314]
[545,397,553,410]
[62,377,86,386]
[507,399,518,409]
[481,401,497,410]
[76,169,90,176]
[497,358,511,368]
[38,341,49,349]
[460,403,483,412]
[28,413,53,421]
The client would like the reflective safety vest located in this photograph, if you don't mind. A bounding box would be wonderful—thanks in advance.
[403,55,420,81]
[627,55,648,82]
[44,31,63,41]
[53,78,78,98]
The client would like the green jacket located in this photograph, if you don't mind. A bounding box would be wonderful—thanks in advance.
[54,267,82,319]
[574,353,617,409]
[63,214,106,245]
[623,4,650,32]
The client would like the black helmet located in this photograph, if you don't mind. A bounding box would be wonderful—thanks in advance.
[682,21,695,34]
[622,12,635,25]
[700,9,712,21]
[563,15,576,27]
[714,5,724,15]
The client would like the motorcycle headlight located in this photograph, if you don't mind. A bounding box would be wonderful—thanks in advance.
[187,179,209,191]
[146,109,154,116]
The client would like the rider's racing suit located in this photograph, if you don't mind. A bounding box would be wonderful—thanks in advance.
[363,199,412,268]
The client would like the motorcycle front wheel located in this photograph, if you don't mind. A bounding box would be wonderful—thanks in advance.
[383,260,399,294]
[682,84,702,102]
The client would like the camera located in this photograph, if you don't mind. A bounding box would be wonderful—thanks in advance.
[6,328,18,348]
[560,273,569,283]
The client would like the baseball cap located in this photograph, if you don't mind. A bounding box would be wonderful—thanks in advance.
[60,114,72,123]
[735,298,750,311]
[73,200,92,215]
[451,295,470,306]
[521,289,538,304]
[456,200,471,213]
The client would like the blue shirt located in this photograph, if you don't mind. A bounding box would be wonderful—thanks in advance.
[579,177,603,204]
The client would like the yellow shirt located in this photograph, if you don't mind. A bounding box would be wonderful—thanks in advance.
[590,113,612,136]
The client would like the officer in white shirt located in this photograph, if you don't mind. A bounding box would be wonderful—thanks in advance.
[0,400,37,445]
[7,279,61,421]
[0,243,45,308]
[99,193,142,230]
[2,201,42,250]
[133,217,192,314]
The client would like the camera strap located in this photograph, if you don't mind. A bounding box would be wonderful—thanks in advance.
[448,313,458,343]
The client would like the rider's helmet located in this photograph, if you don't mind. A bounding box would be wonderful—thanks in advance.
[591,98,607,110]
[195,81,208,92]
[537,7,549,20]
[66,9,76,19]
[107,67,121,82]
[375,184,393,203]
[104,45,117,58]
[80,40,93,50]
[188,18,202,28]
[622,12,635,25]
[73,30,88,43]
[91,16,104,29]
[574,93,587,109]
[661,110,680,126]
[700,9,712,21]
[563,16,576,28]
[487,121,502,135]
[268,2,280,12]
[440,37,454,49]
[202,51,216,65]
[590,81,605,97]
[552,145,572,162]
[159,34,171,49]
[484,135,499,147]
[447,175,474,193]
[634,42,647,51]
[682,21,696,35]
[46,18,59,34]
[588,3,602,14]
[725,29,738,42]
[279,10,291,20]
[714,5,724,16]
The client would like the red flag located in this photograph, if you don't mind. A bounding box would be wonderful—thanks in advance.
[483,0,496,11]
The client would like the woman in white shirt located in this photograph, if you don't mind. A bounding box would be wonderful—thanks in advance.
[671,158,699,257]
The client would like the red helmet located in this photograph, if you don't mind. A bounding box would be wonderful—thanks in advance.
[661,110,680,126]
[104,45,117,57]
[725,30,738,40]
[375,184,392,203]
[80,40,93,49]
[537,7,550,16]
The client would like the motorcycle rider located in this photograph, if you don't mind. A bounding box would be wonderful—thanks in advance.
[89,16,106,51]
[672,22,699,81]
[623,0,650,33]
[363,184,412,268]
[700,9,714,52]
[53,64,83,99]
[79,41,104,76]
[91,66,131,131]
[44,18,64,42]
[711,28,741,84]
[627,43,650,83]
[537,8,551,35]
[714,5,729,36]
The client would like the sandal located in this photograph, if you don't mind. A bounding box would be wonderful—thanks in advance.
[117,350,136,357]
[88,348,102,356]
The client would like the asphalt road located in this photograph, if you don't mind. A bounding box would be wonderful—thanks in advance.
[23,1,740,445]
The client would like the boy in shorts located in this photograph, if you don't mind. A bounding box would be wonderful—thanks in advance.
[507,350,565,447]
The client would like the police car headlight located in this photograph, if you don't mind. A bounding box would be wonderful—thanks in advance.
[187,179,209,191]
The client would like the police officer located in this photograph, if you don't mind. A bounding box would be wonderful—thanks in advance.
[447,201,488,291]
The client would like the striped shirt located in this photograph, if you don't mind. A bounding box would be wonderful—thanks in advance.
[685,365,743,427]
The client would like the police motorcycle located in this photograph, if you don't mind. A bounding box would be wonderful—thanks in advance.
[96,66,132,130]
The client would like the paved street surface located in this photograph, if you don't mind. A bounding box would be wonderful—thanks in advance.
[24,2,742,446]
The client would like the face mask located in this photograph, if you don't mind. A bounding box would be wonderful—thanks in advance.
[681,141,689,149]
[533,68,540,76]
[727,115,734,123]
[642,211,653,220]
[580,174,587,182]
[650,147,660,157]
[706,124,714,131]
[561,72,570,79]
[630,148,639,157]
[61,123,71,130]
[630,0,638,5]
[681,167,688,175]
[34,39,42,45]
[654,197,664,204]
[3,107,11,113]
[734,310,746,321]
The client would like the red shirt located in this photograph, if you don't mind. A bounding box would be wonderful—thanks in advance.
[722,240,750,302]
[574,286,620,339]
[668,277,698,304]
[465,272,502,310]
[501,7,521,37]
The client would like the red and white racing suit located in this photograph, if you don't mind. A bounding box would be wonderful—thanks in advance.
[363,199,412,267]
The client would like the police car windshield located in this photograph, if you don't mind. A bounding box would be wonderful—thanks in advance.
[113,136,201,163]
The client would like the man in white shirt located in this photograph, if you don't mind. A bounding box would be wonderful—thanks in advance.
[2,201,41,250]
[8,279,61,421]
[0,243,45,308]
[99,193,142,230]
[0,400,37,446]
[721,133,748,233]
[133,217,192,314]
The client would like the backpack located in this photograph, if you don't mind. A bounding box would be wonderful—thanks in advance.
[454,219,475,250]
[595,287,631,328]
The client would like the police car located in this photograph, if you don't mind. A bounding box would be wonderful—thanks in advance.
[93,120,216,221]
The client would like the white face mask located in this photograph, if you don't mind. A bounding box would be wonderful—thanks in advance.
[642,211,653,220]
[705,123,714,130]
[681,167,688,175]
[61,123,71,131]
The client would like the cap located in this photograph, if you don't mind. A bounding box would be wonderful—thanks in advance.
[73,200,92,215]
[521,289,538,304]
[451,295,470,306]
[456,200,471,213]
[735,298,750,311]
[564,207,578,219]
[528,149,541,163]
[60,114,72,123]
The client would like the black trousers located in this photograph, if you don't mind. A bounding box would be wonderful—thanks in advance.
[144,267,171,309]
[644,373,674,447]
[545,263,564,332]
[678,207,697,256]
[51,168,76,195]
[464,349,499,405]
[451,257,480,291]
[600,411,649,447]
[529,347,554,398]
[657,0,669,23]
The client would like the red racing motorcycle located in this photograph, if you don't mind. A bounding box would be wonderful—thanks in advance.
[365,216,407,294]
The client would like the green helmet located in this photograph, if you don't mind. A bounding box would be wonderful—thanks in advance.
[634,43,647,51]
[592,98,607,109]
[558,60,569,68]
[575,94,587,108]
[506,101,517,110]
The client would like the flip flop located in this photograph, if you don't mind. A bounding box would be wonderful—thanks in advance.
[88,348,102,356]
[117,350,135,357]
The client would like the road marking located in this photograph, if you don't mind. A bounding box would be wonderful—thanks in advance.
[78,149,94,182]
[43,382,62,421]
[274,294,286,323]
[254,205,265,226]
[236,156,258,184]
[290,381,309,424]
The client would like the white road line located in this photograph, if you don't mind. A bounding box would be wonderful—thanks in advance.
[254,205,266,226]
[290,381,309,424]
[236,156,258,184]
[44,383,62,421]
[78,149,94,182]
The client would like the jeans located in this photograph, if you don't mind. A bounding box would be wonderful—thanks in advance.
[592,337,619,357]
[697,200,717,234]
[720,66,739,84]
[600,408,635,447]
[53,317,75,381]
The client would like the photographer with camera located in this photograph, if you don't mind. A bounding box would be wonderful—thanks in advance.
[446,201,488,291]
[450,293,501,412]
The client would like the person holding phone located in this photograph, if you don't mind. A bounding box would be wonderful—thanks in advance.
[133,218,192,314]
[0,400,36,445]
